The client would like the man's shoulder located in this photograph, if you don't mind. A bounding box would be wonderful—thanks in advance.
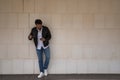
[42,26,49,31]
[32,27,36,30]
[42,26,48,29]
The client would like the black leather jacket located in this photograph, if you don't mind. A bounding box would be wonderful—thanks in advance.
[28,26,51,48]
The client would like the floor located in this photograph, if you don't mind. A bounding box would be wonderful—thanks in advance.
[0,74,120,80]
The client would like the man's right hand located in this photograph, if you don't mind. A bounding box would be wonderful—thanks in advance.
[28,35,33,40]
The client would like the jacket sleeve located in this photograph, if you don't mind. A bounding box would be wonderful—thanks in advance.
[28,28,33,40]
[45,27,51,41]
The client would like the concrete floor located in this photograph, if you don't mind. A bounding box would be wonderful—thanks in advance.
[0,74,120,80]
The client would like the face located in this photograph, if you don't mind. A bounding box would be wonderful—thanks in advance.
[36,24,42,30]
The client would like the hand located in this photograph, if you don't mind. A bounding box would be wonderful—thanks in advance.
[40,38,45,41]
[30,35,33,38]
[28,35,33,40]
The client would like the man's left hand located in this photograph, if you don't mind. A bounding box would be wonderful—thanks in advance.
[40,38,46,41]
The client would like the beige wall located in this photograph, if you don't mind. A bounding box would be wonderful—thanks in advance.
[0,0,120,74]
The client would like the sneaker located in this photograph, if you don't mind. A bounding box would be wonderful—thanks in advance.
[44,69,48,76]
[38,72,44,78]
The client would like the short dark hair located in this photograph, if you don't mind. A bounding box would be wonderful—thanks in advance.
[35,19,42,25]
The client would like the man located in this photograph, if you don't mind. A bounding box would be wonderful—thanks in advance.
[28,19,51,78]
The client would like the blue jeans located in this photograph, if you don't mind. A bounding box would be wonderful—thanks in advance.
[36,47,50,73]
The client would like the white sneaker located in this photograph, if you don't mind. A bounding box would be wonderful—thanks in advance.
[38,72,44,78]
[44,69,48,76]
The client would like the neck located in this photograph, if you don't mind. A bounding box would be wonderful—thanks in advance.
[37,27,42,31]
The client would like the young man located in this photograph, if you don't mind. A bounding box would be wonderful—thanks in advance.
[28,19,51,78]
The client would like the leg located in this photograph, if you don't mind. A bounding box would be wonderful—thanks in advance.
[36,49,44,72]
[43,47,50,69]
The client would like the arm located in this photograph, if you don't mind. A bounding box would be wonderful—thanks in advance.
[45,27,51,41]
[28,29,33,40]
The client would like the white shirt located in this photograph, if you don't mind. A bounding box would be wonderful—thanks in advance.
[37,28,48,50]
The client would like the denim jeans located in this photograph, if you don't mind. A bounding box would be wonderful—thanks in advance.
[36,47,50,73]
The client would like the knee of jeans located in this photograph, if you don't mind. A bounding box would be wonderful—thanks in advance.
[38,59,41,62]
[38,58,42,62]
[46,55,50,59]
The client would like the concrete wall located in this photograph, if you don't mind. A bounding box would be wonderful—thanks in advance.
[0,0,120,74]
